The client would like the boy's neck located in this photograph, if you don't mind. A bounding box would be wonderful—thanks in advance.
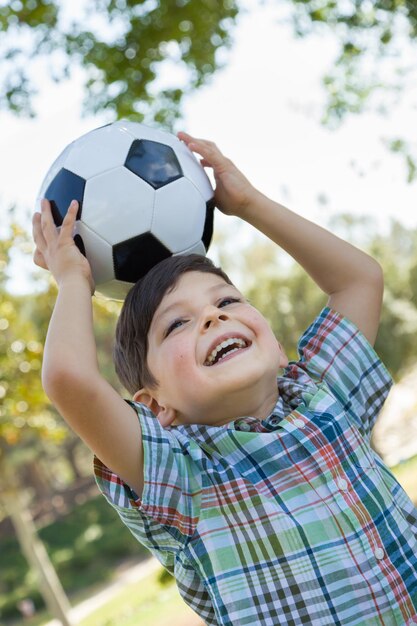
[174,386,280,427]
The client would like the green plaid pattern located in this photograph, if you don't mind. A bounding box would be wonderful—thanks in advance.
[94,307,417,625]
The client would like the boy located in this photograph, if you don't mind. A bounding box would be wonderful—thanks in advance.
[33,133,417,625]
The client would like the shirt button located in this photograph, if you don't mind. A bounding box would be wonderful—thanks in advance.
[374,547,385,561]
[269,416,280,426]
[293,418,304,428]
[337,478,348,491]
[238,422,251,432]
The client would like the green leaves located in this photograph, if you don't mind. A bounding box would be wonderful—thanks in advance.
[384,138,417,183]
[1,0,416,174]
[0,0,58,30]
[290,0,416,123]
[0,221,123,457]
[0,0,239,125]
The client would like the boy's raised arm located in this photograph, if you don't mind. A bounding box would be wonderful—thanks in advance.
[178,133,383,346]
[33,200,144,497]
[237,191,383,346]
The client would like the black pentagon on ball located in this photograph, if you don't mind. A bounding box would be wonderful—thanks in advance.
[124,139,183,189]
[113,232,172,283]
[44,168,85,226]
[202,198,215,251]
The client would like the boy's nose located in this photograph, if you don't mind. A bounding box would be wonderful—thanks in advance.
[201,306,229,331]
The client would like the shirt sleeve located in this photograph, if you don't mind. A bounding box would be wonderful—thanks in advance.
[93,400,202,553]
[289,306,393,436]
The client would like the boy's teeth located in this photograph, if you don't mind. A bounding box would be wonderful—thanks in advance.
[205,337,247,365]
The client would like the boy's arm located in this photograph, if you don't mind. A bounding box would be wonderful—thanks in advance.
[33,200,144,497]
[178,133,383,346]
[236,191,383,346]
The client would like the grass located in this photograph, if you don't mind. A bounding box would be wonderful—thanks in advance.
[16,566,197,626]
[76,567,196,626]
[0,491,198,626]
[0,495,149,623]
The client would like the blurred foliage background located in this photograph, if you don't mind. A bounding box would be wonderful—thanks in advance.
[1,0,417,624]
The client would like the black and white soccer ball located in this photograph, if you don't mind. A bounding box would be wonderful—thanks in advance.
[37,120,215,300]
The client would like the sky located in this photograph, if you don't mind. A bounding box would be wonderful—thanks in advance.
[1,0,416,293]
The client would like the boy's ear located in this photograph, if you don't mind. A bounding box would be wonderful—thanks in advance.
[133,389,177,428]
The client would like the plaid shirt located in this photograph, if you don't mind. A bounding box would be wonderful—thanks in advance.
[94,307,417,625]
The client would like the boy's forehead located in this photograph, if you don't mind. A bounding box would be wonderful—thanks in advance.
[152,272,236,325]
[173,271,229,292]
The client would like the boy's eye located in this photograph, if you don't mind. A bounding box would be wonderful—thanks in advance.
[164,298,241,337]
[165,318,186,337]
[219,297,241,307]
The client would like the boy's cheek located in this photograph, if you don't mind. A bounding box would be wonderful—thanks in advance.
[172,348,195,373]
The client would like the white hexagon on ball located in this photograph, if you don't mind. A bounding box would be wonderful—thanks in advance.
[64,125,133,180]
[75,221,115,286]
[82,167,155,245]
[152,178,206,252]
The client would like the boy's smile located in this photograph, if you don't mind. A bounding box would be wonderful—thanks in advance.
[204,333,251,366]
[134,271,288,427]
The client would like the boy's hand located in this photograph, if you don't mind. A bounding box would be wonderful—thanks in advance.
[177,131,259,218]
[32,199,95,294]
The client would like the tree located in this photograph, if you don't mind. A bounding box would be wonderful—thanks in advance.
[1,1,417,176]
[0,222,74,623]
[0,0,417,183]
[0,0,239,126]
[287,0,417,179]
[288,1,417,119]
[0,219,124,478]
[0,218,124,623]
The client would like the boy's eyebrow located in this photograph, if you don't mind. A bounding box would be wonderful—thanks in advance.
[153,299,189,327]
[153,282,238,327]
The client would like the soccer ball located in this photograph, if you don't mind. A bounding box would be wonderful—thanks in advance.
[37,120,215,300]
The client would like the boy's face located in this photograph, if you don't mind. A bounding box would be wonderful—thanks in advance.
[134,271,288,427]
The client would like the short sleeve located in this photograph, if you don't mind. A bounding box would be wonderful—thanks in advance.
[94,400,202,549]
[290,307,393,435]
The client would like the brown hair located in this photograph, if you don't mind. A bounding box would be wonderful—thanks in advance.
[114,254,234,394]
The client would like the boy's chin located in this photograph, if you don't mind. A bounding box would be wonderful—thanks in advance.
[205,359,277,388]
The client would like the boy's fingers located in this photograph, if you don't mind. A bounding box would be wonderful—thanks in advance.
[178,131,224,162]
[32,213,49,269]
[177,131,193,143]
[32,211,47,251]
[40,198,59,241]
[60,200,79,238]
